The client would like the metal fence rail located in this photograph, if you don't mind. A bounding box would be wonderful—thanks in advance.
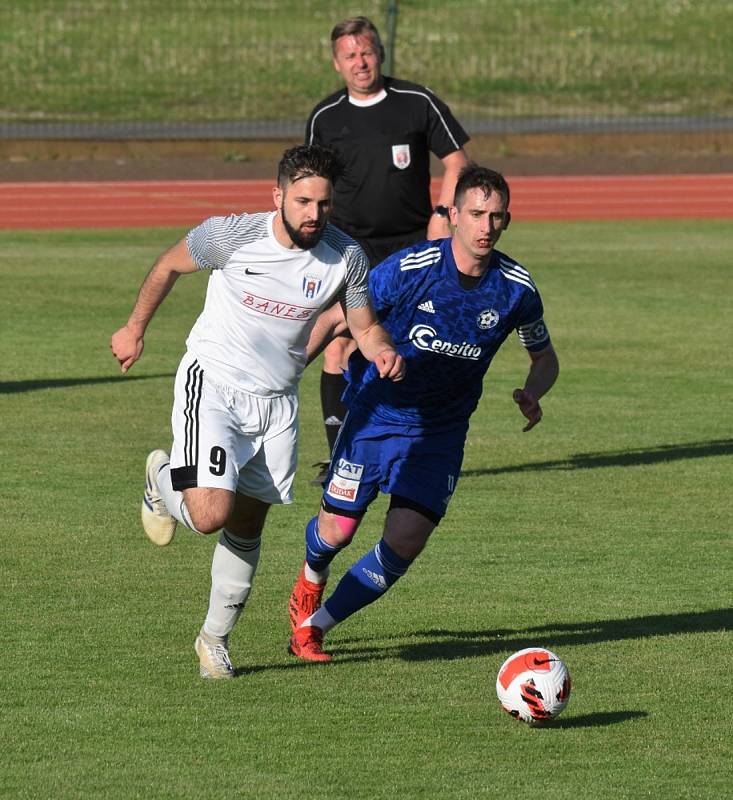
[1,0,731,140]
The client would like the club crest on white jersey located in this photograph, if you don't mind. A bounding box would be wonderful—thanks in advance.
[302,274,323,299]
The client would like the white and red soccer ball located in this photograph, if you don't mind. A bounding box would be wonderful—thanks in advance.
[496,647,571,724]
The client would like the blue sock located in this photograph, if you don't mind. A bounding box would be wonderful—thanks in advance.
[324,538,413,623]
[305,516,343,572]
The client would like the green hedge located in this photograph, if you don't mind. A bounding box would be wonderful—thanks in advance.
[1,0,731,129]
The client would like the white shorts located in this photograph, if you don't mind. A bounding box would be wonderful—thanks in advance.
[169,352,299,504]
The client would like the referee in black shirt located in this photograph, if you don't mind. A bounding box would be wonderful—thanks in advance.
[307,15,470,482]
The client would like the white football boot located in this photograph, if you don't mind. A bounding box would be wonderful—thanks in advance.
[195,629,235,679]
[141,449,177,546]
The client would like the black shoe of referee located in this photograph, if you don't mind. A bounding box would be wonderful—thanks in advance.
[309,460,330,487]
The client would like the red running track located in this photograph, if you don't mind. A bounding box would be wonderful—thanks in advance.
[1,174,732,229]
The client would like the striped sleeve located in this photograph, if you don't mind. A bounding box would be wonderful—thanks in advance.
[186,213,268,270]
[322,225,370,308]
[343,243,370,308]
[499,256,551,350]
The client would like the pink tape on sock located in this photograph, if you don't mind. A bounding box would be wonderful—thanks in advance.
[333,514,361,540]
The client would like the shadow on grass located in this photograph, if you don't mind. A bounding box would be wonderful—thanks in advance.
[238,608,730,678]
[0,373,175,393]
[334,607,731,664]
[534,710,648,729]
[461,438,733,475]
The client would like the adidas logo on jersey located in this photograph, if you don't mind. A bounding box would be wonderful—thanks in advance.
[362,568,387,591]
[417,300,435,314]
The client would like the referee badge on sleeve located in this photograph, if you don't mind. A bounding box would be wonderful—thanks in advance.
[392,144,411,170]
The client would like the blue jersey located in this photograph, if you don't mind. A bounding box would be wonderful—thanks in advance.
[343,237,550,433]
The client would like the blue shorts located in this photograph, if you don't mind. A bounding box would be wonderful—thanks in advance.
[322,408,465,521]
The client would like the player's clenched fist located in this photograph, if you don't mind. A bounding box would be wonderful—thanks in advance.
[375,348,406,381]
[110,325,144,374]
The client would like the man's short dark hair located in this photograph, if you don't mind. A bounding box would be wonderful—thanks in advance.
[277,144,342,188]
[454,164,511,210]
[330,16,383,54]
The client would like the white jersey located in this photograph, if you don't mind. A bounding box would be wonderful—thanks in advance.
[185,211,370,396]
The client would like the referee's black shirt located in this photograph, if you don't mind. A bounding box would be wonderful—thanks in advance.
[306,76,469,241]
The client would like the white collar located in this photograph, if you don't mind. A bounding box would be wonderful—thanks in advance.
[348,88,387,107]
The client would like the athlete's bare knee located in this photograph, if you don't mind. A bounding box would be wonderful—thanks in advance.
[383,507,436,560]
[192,515,227,535]
[188,509,228,535]
[183,488,235,534]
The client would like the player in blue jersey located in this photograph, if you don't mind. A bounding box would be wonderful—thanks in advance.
[287,164,559,661]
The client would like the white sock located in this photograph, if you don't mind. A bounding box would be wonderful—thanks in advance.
[203,530,261,639]
[303,606,337,634]
[157,462,200,532]
[304,562,329,584]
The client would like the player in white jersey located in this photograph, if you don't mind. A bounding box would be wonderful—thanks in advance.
[110,144,405,679]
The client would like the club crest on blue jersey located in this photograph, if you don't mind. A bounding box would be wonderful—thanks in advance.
[392,144,411,170]
[302,274,322,299]
[477,308,500,330]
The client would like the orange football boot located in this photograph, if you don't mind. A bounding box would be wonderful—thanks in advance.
[288,625,332,663]
[288,565,326,632]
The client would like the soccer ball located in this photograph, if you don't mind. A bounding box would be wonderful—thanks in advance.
[496,647,571,724]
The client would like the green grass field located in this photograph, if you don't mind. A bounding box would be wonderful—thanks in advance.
[1,221,731,799]
[1,0,731,123]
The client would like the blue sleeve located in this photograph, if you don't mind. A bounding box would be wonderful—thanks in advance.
[516,288,551,351]
[368,254,403,317]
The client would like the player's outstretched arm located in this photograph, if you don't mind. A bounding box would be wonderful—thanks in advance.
[513,344,559,432]
[344,303,405,381]
[110,238,198,373]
